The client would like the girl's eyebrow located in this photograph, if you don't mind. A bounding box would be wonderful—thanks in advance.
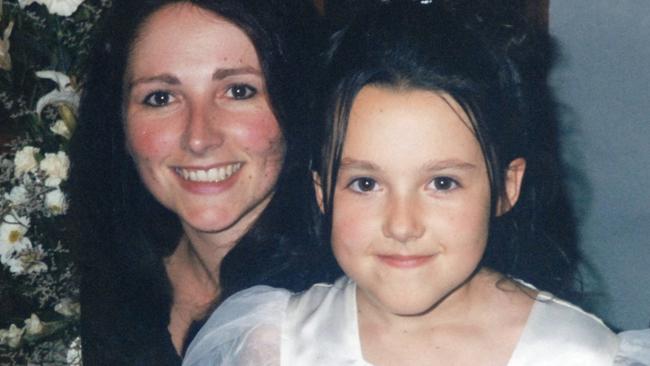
[340,158,477,172]
[339,158,381,171]
[422,159,477,171]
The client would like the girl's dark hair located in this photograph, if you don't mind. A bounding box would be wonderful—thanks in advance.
[69,0,336,362]
[317,1,579,299]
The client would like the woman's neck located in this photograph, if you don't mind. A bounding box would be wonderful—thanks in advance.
[165,234,231,354]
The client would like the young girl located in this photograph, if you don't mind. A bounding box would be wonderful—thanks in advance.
[183,2,650,365]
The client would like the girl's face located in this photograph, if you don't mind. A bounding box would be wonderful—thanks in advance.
[328,86,522,317]
[125,4,285,237]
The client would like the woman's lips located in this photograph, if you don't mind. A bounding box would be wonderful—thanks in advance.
[377,254,435,268]
[173,162,243,194]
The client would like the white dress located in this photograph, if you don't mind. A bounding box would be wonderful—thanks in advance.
[183,277,650,365]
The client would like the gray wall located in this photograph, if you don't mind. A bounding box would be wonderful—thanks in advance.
[549,0,650,330]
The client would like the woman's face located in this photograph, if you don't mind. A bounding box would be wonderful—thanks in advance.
[125,4,285,236]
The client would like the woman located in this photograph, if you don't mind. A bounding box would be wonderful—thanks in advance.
[69,0,337,363]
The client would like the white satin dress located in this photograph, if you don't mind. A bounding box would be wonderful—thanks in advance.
[183,277,650,365]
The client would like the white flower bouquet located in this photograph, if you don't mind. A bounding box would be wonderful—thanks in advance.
[1,0,110,364]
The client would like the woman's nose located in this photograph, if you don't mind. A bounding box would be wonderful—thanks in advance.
[382,194,425,243]
[181,102,224,154]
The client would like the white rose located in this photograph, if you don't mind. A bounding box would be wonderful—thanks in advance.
[13,146,39,178]
[10,245,47,274]
[39,151,70,183]
[55,298,81,317]
[0,238,33,273]
[4,185,28,205]
[50,119,72,139]
[45,188,68,215]
[18,0,85,17]
[0,214,31,259]
[66,336,82,366]
[6,256,25,274]
[0,324,24,348]
[24,313,44,335]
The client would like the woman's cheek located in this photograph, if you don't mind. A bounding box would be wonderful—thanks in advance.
[126,120,175,161]
[233,112,285,157]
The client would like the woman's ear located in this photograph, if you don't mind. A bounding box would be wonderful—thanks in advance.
[313,172,325,213]
[496,158,526,216]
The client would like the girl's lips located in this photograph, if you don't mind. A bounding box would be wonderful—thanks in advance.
[173,162,243,194]
[377,254,435,268]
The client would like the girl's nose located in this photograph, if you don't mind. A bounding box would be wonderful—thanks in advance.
[181,103,224,154]
[382,194,425,243]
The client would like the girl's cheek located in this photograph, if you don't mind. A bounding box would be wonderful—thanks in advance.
[332,204,368,246]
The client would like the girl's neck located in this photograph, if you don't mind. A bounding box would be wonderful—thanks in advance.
[357,269,525,332]
[357,269,536,366]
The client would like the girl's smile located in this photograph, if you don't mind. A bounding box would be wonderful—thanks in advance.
[376,254,437,269]
[329,85,497,318]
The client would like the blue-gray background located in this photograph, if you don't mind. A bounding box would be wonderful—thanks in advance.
[549,0,650,330]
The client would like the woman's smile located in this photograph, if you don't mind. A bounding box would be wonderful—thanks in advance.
[174,162,242,184]
[173,162,244,194]
[125,5,285,234]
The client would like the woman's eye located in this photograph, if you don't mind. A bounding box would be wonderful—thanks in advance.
[430,177,458,191]
[143,91,175,107]
[349,177,378,193]
[226,84,257,100]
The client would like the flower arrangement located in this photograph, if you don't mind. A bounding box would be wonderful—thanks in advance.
[0,0,110,364]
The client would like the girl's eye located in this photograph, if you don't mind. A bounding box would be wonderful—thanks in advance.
[349,177,378,193]
[226,84,257,100]
[143,91,175,107]
[430,176,458,191]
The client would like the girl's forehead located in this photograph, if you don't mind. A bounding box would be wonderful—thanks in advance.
[349,85,477,136]
[343,86,484,164]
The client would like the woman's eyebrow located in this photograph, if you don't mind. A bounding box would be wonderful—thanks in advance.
[127,66,262,91]
[212,66,261,80]
[128,73,179,90]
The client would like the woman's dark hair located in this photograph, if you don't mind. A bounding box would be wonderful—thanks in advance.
[317,1,579,299]
[69,0,337,362]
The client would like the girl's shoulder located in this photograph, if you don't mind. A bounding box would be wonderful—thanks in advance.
[615,329,650,365]
[509,284,641,366]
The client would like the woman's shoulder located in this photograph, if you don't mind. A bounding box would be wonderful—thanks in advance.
[183,279,351,365]
[183,285,292,365]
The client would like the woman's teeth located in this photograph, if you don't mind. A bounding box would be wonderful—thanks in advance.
[176,163,242,183]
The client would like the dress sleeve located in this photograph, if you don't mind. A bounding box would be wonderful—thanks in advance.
[614,329,650,365]
[182,286,291,366]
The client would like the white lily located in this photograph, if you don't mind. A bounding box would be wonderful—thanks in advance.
[18,0,85,17]
[35,70,80,116]
[0,21,14,71]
